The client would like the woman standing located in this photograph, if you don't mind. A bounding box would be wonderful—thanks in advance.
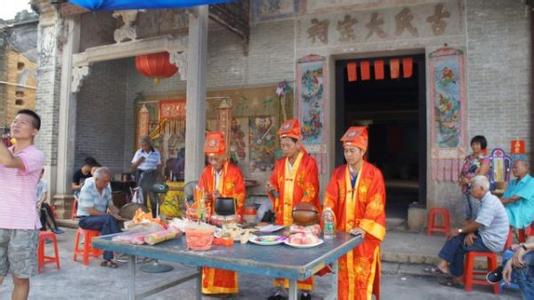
[131,135,161,217]
[459,135,490,222]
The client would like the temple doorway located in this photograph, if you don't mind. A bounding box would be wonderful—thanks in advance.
[335,53,427,220]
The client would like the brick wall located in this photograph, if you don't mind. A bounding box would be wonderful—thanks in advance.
[466,0,531,154]
[75,59,128,175]
[4,50,37,122]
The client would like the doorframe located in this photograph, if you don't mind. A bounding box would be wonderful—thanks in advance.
[332,50,427,207]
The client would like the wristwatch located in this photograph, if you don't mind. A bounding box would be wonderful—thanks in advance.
[521,243,528,251]
[457,228,463,234]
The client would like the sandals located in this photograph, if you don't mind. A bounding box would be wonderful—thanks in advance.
[438,277,463,289]
[100,260,118,268]
[423,265,448,275]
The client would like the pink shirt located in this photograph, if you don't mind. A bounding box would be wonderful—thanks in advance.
[0,145,45,229]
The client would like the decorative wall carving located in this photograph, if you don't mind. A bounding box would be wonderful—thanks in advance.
[169,51,187,81]
[112,10,140,43]
[71,65,89,93]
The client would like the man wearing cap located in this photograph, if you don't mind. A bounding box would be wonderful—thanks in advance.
[197,131,245,296]
[266,119,320,300]
[323,126,386,300]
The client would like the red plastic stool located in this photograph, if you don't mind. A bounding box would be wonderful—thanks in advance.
[37,231,60,273]
[427,208,451,236]
[73,228,102,265]
[463,251,499,294]
[504,228,528,249]
[504,229,514,250]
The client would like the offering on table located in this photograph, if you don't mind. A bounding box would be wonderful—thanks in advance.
[285,232,324,248]
[218,223,256,244]
[256,224,285,233]
[124,212,165,231]
[185,222,216,251]
[291,202,319,226]
[112,231,148,245]
[144,229,180,245]
[248,234,286,246]
[289,224,322,236]
[213,237,234,247]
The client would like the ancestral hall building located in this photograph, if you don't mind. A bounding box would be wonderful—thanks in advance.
[29,0,533,225]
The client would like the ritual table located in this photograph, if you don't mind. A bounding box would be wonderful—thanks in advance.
[93,232,362,300]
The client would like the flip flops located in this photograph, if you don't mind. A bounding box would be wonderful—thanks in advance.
[438,277,463,289]
[423,265,448,275]
[100,260,118,268]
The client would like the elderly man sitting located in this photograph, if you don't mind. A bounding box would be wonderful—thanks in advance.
[77,167,123,268]
[425,175,509,287]
[501,160,534,237]
[487,238,534,299]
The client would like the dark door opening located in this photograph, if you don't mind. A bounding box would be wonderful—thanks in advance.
[335,54,426,220]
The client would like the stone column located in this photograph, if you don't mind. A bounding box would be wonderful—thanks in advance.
[57,17,80,194]
[54,17,81,218]
[184,6,208,183]
[33,2,62,198]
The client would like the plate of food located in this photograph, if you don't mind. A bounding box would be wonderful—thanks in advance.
[248,235,286,246]
[284,233,324,248]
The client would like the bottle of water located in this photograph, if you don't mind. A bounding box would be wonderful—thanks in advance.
[323,208,336,240]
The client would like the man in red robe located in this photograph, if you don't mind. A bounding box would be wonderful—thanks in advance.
[323,126,386,300]
[266,119,320,300]
[198,131,245,295]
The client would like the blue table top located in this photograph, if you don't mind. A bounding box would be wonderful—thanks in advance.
[93,232,362,280]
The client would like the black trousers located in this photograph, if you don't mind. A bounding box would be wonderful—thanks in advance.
[40,203,58,231]
[136,169,159,218]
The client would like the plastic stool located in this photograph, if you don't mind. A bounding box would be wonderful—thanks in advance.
[73,228,102,265]
[464,251,499,294]
[504,228,528,250]
[504,230,514,250]
[427,208,450,236]
[38,231,60,273]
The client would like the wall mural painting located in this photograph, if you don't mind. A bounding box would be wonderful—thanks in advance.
[249,116,276,173]
[252,0,299,23]
[297,55,327,174]
[230,117,249,166]
[429,47,467,182]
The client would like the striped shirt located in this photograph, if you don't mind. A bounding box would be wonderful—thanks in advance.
[131,149,161,171]
[475,191,510,252]
[0,145,45,229]
[77,177,112,217]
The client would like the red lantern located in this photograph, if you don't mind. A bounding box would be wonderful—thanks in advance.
[135,52,178,84]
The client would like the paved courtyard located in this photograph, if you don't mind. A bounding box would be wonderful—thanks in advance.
[0,228,522,299]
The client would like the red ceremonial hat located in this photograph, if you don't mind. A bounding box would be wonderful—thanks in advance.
[340,126,368,151]
[278,119,301,139]
[204,131,226,155]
